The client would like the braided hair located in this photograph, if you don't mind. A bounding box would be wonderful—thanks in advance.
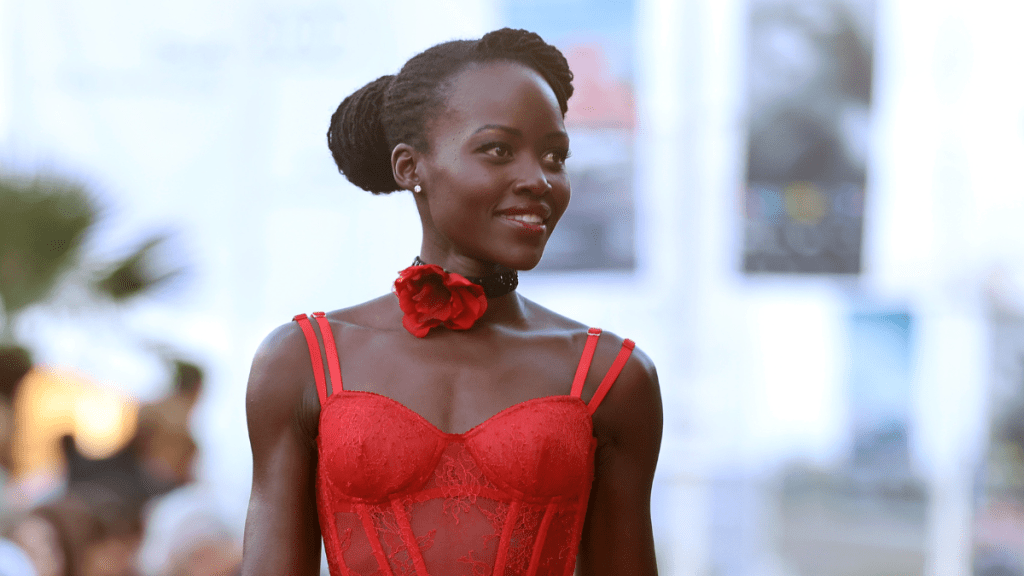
[326,28,574,194]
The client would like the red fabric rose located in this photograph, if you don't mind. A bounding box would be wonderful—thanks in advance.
[393,264,488,338]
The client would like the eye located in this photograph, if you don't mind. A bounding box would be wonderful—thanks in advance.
[543,148,571,169]
[478,142,513,160]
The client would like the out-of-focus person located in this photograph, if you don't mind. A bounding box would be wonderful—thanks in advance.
[8,497,99,576]
[0,346,33,488]
[136,485,240,576]
[0,344,35,573]
[6,493,143,576]
[60,359,203,508]
[133,361,202,493]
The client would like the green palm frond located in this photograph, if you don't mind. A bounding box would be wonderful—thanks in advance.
[93,235,181,301]
[1,172,186,336]
[0,175,97,316]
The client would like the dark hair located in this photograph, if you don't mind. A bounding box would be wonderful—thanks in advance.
[327,28,574,194]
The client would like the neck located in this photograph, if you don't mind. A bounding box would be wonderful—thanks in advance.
[415,248,507,278]
[412,255,518,299]
[478,291,527,325]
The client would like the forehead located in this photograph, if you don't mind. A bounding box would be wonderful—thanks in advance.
[433,61,564,136]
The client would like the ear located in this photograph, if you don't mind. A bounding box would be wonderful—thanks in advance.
[391,143,421,192]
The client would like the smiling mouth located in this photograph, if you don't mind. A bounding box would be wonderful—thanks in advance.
[499,213,547,234]
[502,213,544,225]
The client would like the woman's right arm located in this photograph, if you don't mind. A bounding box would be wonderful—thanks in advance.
[242,323,323,576]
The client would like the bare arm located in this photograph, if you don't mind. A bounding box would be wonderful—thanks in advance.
[242,323,323,576]
[578,344,663,576]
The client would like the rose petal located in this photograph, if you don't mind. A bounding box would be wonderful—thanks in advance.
[395,263,489,337]
[403,314,436,338]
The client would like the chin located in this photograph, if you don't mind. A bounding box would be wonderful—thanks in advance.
[500,249,546,272]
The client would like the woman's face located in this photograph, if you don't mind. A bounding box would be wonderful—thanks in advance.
[415,60,571,273]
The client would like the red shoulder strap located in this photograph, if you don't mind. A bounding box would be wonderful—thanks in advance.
[587,338,635,415]
[570,328,603,398]
[312,312,342,393]
[293,312,344,405]
[293,313,328,406]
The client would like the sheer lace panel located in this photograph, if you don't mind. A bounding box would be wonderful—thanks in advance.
[318,411,595,576]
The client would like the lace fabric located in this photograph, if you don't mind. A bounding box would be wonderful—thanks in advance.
[293,314,635,576]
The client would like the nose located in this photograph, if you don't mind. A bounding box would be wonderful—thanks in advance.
[516,158,551,196]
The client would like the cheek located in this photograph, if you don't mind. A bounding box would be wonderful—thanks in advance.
[427,184,497,234]
[550,178,572,223]
[431,165,505,213]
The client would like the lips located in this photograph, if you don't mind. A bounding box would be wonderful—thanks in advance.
[496,205,551,224]
[496,205,552,235]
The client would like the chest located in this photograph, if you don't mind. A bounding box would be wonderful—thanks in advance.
[334,331,579,435]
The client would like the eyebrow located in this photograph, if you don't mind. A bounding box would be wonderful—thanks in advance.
[472,124,568,140]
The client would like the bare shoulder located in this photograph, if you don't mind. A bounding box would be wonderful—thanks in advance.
[520,295,656,374]
[603,332,659,393]
[591,331,662,449]
[519,295,589,334]
[519,295,660,418]
[525,295,662,448]
[245,319,319,443]
[590,328,660,406]
[247,320,310,396]
[325,293,401,330]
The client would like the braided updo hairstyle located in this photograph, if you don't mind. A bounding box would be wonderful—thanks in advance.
[326,28,574,194]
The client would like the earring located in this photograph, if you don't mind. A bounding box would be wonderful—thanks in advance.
[413,184,422,193]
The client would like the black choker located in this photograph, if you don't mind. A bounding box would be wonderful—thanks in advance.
[412,256,518,298]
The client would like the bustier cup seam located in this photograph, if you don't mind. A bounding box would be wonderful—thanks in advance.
[318,388,591,439]
[463,452,590,503]
[318,392,593,502]
[323,486,576,509]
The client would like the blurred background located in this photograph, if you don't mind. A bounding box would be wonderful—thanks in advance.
[0,0,1022,574]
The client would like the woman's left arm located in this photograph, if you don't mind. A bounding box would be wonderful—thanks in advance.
[578,346,663,575]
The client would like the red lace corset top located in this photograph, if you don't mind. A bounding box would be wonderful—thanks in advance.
[294,312,635,576]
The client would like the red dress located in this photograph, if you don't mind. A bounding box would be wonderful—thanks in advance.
[294,312,635,576]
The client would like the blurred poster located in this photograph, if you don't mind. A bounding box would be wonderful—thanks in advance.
[973,311,1024,575]
[742,0,875,274]
[846,311,915,478]
[774,310,928,576]
[502,0,636,272]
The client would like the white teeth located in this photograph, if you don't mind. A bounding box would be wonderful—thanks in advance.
[505,214,543,224]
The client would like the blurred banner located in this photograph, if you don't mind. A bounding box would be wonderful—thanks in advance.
[742,0,875,275]
[502,0,637,272]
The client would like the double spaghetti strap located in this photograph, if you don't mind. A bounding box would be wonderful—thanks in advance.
[293,312,344,405]
[312,312,342,391]
[570,328,636,413]
[587,338,635,415]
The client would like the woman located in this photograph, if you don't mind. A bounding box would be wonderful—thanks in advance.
[242,28,662,576]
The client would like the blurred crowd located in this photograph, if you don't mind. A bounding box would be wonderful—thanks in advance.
[0,347,241,576]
